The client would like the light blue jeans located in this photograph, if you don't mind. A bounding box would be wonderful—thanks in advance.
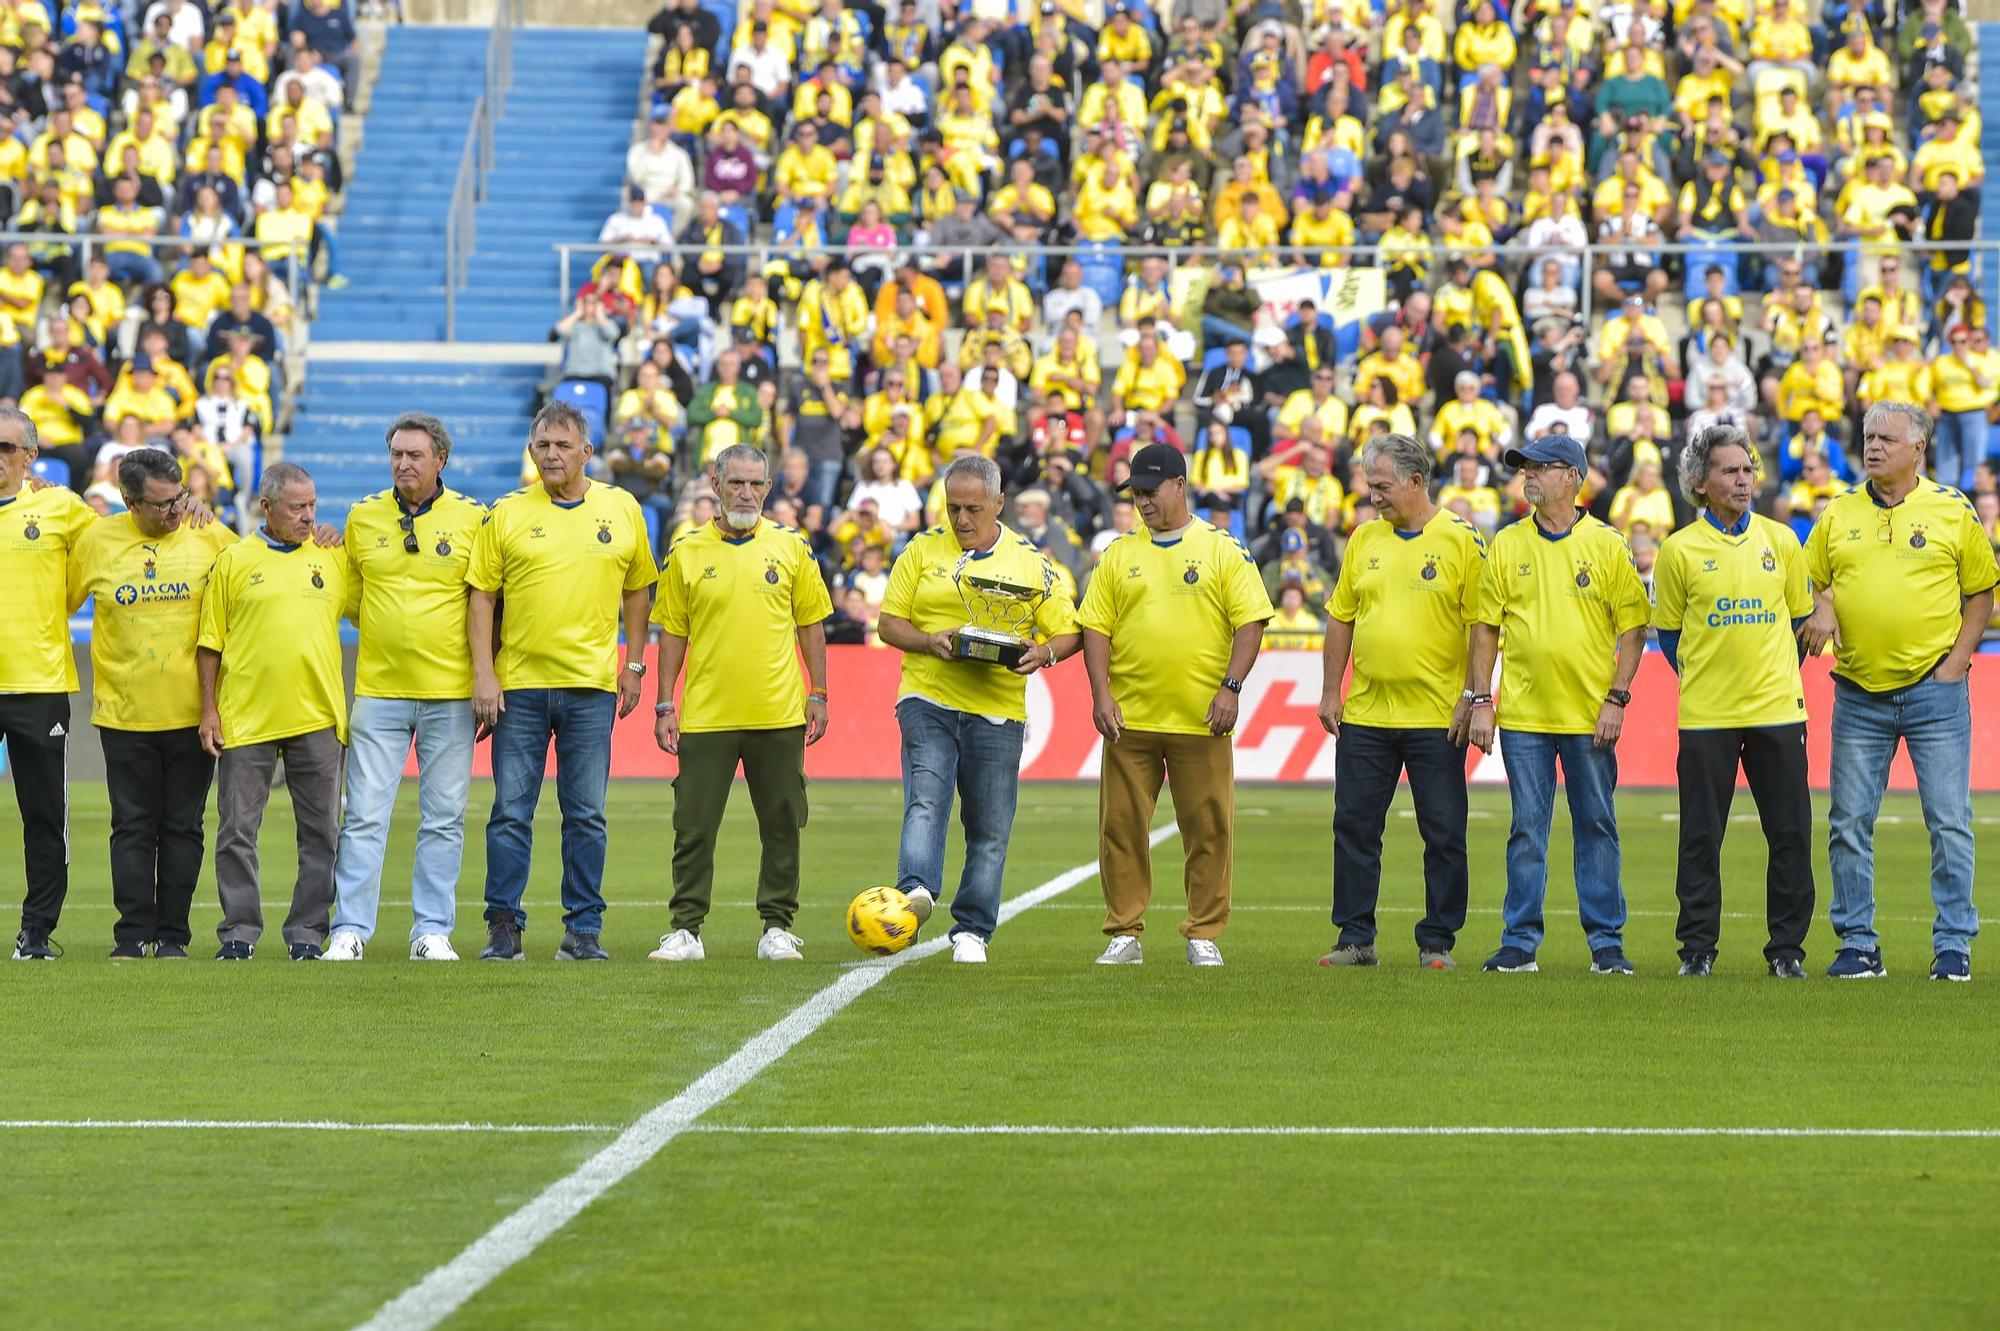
[1828,673,1978,955]
[895,696,1025,943]
[332,697,475,942]
[1498,729,1627,954]
[1934,409,1987,490]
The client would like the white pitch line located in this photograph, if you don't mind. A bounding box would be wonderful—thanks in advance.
[353,823,1180,1331]
[0,1118,620,1134]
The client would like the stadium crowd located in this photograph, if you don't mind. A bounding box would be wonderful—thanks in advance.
[551,0,1997,653]
[0,0,356,525]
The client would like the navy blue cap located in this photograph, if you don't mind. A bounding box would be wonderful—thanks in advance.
[1503,434,1587,473]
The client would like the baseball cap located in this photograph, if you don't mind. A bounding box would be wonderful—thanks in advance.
[1503,435,1587,473]
[627,184,646,201]
[1280,529,1306,556]
[131,352,154,372]
[649,104,671,121]
[1117,442,1188,491]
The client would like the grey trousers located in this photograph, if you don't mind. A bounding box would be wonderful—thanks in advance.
[214,727,344,949]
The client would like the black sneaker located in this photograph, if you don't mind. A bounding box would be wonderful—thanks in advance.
[153,942,189,960]
[1481,946,1538,973]
[1768,958,1807,979]
[556,931,610,961]
[1826,947,1886,979]
[215,940,254,961]
[1678,952,1715,977]
[12,929,57,960]
[1930,951,1971,983]
[289,942,323,961]
[1589,947,1635,975]
[481,919,525,961]
[109,940,149,960]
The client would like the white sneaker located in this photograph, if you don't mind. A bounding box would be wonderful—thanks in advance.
[951,934,988,964]
[1187,939,1225,967]
[410,933,458,961]
[903,887,935,925]
[648,928,705,962]
[1096,935,1144,965]
[322,929,365,962]
[756,927,804,961]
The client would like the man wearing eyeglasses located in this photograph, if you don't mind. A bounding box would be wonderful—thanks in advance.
[65,449,237,959]
[0,406,97,960]
[1466,435,1651,976]
[323,414,487,963]
[1801,401,1997,981]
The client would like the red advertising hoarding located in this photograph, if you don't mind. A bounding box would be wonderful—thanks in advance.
[449,650,2000,790]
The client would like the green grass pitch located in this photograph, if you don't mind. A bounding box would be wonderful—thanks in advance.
[1,779,1995,1328]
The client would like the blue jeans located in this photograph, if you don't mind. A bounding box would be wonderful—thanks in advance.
[1201,314,1252,349]
[1498,729,1626,953]
[1935,409,1987,490]
[806,458,845,515]
[895,696,1024,942]
[1827,673,1978,955]
[106,251,163,287]
[332,697,475,942]
[483,687,616,935]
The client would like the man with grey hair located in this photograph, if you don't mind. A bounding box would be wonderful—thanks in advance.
[1801,401,1997,981]
[876,453,1080,963]
[197,461,350,961]
[1652,425,1815,978]
[647,444,832,964]
[1317,434,1489,970]
[467,400,657,961]
[324,414,489,963]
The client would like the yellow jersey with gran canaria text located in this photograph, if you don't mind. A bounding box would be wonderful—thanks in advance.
[465,482,658,692]
[1652,512,1812,729]
[68,513,237,730]
[344,487,487,700]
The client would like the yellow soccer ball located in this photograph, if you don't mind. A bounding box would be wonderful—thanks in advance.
[847,887,921,956]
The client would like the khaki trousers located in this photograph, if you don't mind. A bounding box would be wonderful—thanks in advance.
[1098,729,1234,941]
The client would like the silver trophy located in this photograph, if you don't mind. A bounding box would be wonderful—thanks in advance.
[950,553,1055,668]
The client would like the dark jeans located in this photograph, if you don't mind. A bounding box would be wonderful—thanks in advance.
[483,687,615,936]
[1332,724,1470,952]
[100,726,216,947]
[1675,724,1815,963]
[671,726,808,934]
[0,692,69,935]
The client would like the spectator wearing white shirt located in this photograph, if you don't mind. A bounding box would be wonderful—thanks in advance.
[728,24,793,100]
[1043,259,1103,331]
[876,59,928,123]
[848,448,924,549]
[1521,197,1588,290]
[1521,257,1580,325]
[626,107,696,228]
[143,0,206,51]
[599,187,674,260]
[1523,372,1593,441]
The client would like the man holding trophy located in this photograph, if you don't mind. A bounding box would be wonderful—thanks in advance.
[877,455,1080,963]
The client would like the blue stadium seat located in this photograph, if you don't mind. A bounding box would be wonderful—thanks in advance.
[31,455,70,488]
[1227,427,1251,454]
[554,379,611,443]
[1079,241,1125,309]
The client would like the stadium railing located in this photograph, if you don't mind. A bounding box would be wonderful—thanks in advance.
[443,0,522,341]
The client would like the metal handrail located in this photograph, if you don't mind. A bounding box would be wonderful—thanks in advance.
[443,0,522,339]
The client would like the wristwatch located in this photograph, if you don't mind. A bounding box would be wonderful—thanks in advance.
[1222,676,1243,695]
[1605,688,1632,707]
[625,661,648,677]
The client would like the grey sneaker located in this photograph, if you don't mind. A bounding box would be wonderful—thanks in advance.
[1418,948,1456,971]
[480,920,525,962]
[1318,942,1379,967]
[556,931,610,961]
[902,886,935,925]
[1095,935,1143,965]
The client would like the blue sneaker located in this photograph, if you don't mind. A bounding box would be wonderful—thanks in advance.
[1826,947,1886,979]
[214,940,254,961]
[1590,947,1635,975]
[1481,946,1538,973]
[1930,951,1971,983]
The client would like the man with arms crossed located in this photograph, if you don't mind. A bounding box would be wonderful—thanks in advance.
[68,448,237,958]
[0,406,95,960]
[1317,433,1488,971]
[197,462,350,961]
[1467,435,1650,976]
[1801,401,1996,981]
[1653,425,1816,978]
[648,444,832,964]
[325,413,487,962]
[468,401,656,962]
[1081,443,1272,967]
[875,455,1080,963]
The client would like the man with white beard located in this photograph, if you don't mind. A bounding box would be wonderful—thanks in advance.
[647,445,833,963]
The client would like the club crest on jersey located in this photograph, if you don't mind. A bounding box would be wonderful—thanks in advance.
[142,546,158,580]
[1909,528,1927,549]
[436,537,452,556]
[1761,549,1776,572]
[596,521,614,544]
[1421,556,1439,581]
[1183,565,1200,585]
[1574,563,1592,589]
[310,567,325,590]
[765,566,780,584]
[22,519,39,540]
